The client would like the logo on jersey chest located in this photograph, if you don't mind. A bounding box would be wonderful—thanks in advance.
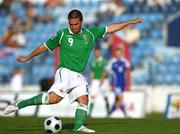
[83,34,87,40]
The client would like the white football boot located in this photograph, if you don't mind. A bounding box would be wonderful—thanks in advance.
[4,101,19,115]
[75,125,96,133]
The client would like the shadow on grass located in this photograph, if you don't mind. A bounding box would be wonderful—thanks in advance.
[62,122,74,130]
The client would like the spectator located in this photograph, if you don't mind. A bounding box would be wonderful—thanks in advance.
[147,0,166,11]
[124,25,141,45]
[44,0,64,23]
[22,1,53,31]
[1,25,26,48]
[7,12,22,28]
[0,20,26,58]
[0,0,13,15]
[111,0,126,16]
[96,0,126,23]
[44,0,64,8]
[96,1,114,23]
[148,0,166,7]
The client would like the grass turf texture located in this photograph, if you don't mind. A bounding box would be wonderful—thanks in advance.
[0,114,179,134]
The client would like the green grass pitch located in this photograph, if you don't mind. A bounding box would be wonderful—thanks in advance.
[0,114,180,134]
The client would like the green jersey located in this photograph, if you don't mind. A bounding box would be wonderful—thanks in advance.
[44,27,107,72]
[91,57,107,80]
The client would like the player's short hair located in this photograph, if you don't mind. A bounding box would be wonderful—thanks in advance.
[68,9,83,21]
[95,47,100,50]
[116,46,124,51]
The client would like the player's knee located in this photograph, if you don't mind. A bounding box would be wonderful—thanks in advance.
[48,92,62,104]
[77,95,89,105]
[49,96,61,104]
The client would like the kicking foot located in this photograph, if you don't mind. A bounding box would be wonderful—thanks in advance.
[74,125,95,133]
[4,101,19,115]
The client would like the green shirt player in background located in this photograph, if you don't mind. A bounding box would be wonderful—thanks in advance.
[4,9,143,133]
[89,47,109,117]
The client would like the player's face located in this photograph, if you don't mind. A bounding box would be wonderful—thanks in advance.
[94,49,101,59]
[68,18,82,34]
[115,49,123,59]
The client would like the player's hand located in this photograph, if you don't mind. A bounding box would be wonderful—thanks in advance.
[132,18,143,24]
[16,56,29,62]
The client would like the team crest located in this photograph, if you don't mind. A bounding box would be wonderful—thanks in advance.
[83,34,87,40]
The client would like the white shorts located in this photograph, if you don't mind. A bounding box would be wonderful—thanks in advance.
[90,79,110,97]
[48,67,89,103]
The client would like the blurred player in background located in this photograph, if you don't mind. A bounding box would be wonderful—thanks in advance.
[10,67,23,94]
[101,47,130,117]
[89,47,109,116]
[4,9,142,133]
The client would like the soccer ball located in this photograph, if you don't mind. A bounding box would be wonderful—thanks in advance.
[44,116,62,133]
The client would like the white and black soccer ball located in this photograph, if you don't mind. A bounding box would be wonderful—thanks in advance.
[44,116,62,133]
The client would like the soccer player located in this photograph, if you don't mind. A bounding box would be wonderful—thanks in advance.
[4,10,142,133]
[89,47,109,116]
[101,47,130,117]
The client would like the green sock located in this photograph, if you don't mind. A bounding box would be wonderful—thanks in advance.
[73,104,88,131]
[17,93,48,109]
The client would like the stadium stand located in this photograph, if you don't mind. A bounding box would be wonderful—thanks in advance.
[0,0,180,86]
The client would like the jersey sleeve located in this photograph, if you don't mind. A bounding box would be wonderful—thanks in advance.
[90,61,95,72]
[88,27,107,41]
[44,31,62,52]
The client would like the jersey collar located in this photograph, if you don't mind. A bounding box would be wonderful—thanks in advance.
[68,27,82,35]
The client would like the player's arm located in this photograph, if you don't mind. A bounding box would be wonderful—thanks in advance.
[107,18,143,34]
[17,30,62,62]
[16,44,48,62]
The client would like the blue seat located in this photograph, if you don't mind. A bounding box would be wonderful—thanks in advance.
[164,74,175,85]
[143,47,154,57]
[151,29,162,38]
[175,74,180,85]
[132,70,148,85]
[158,64,167,73]
[155,74,164,85]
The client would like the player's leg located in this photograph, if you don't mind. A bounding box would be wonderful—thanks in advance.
[88,80,99,117]
[4,91,63,114]
[104,96,109,115]
[117,92,127,117]
[18,91,63,108]
[69,84,95,133]
[108,87,122,116]
[74,95,95,133]
[101,79,110,115]
[108,96,118,116]
[74,95,89,130]
[4,68,65,115]
[89,95,96,117]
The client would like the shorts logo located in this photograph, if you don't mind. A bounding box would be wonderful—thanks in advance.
[59,89,64,93]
